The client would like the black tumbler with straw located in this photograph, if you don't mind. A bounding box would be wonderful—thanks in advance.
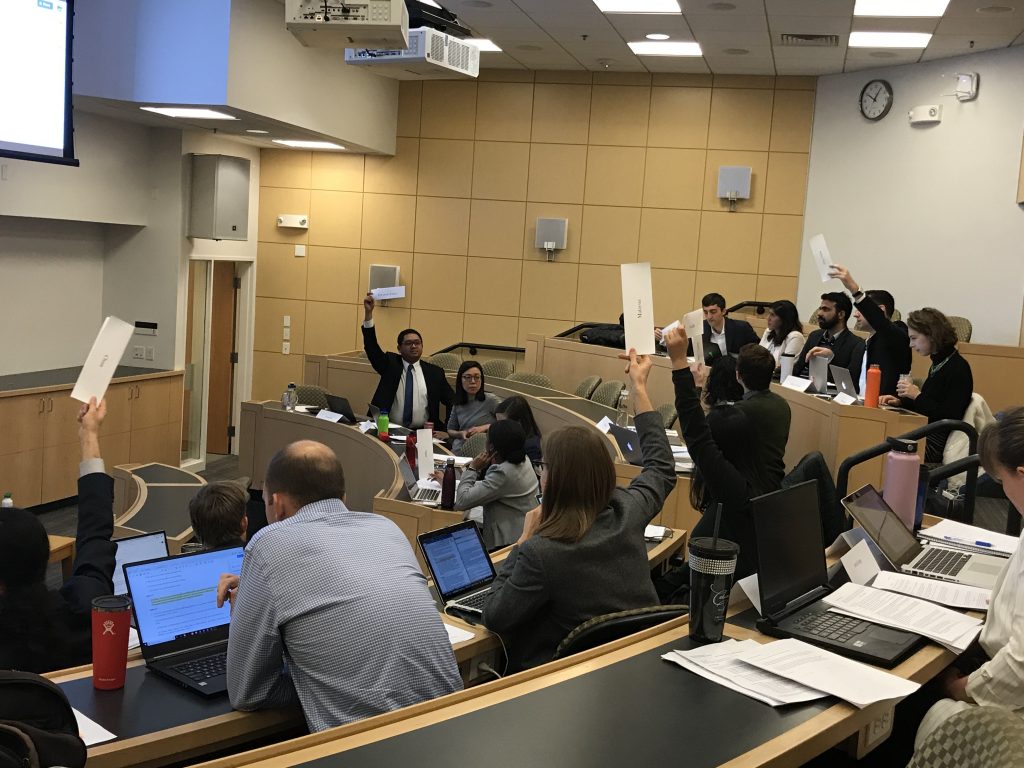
[688,502,740,643]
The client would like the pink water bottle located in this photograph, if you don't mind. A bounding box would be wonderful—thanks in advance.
[883,438,920,530]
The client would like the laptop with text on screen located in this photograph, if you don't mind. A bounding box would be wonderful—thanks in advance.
[123,547,245,696]
[112,531,168,597]
[418,521,497,615]
[753,481,924,668]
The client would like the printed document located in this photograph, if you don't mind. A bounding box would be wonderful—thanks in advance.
[918,519,1018,557]
[871,571,990,612]
[71,316,135,403]
[620,262,656,355]
[809,234,835,283]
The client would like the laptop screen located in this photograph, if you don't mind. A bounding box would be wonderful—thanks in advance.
[419,522,496,600]
[112,531,168,596]
[842,485,921,567]
[125,547,245,648]
[753,481,827,618]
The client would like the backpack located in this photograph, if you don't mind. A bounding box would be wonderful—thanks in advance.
[579,324,625,349]
[0,671,86,768]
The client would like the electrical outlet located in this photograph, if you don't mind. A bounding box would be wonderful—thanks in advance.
[132,346,145,360]
[144,347,155,361]
[282,341,291,355]
[283,327,291,341]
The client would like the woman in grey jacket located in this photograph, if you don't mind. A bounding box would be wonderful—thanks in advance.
[455,419,539,550]
[482,350,676,671]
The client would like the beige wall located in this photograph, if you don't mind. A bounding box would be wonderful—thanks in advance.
[253,71,815,400]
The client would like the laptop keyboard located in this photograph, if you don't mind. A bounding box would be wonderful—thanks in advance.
[793,610,871,643]
[173,652,227,682]
[414,487,441,502]
[916,548,970,577]
[453,589,490,613]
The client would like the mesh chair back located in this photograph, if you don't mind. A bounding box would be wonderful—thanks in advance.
[908,706,1024,768]
[890,308,902,322]
[428,352,462,372]
[948,315,973,343]
[480,359,514,379]
[456,432,488,458]
[574,375,602,399]
[553,605,688,660]
[507,371,553,388]
[294,384,329,409]
[591,380,625,408]
[656,402,678,430]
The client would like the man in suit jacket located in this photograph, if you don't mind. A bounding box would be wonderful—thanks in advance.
[362,293,453,428]
[831,265,911,396]
[792,291,866,388]
[734,344,791,490]
[680,292,760,363]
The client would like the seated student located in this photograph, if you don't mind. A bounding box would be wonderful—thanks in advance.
[758,299,805,368]
[702,355,743,409]
[494,395,543,464]
[362,293,453,428]
[482,350,676,672]
[219,440,462,732]
[735,344,791,491]
[445,361,499,453]
[792,291,866,388]
[454,420,539,550]
[664,327,768,579]
[671,292,759,363]
[830,264,911,396]
[188,482,248,550]
[0,398,114,674]
[879,307,973,463]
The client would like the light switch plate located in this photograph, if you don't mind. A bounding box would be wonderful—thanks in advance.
[294,245,306,257]
[283,327,291,340]
[283,315,291,327]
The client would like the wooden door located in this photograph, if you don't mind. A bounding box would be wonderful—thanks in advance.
[206,262,237,455]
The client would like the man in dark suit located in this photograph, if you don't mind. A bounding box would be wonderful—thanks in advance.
[830,264,911,397]
[735,344,791,490]
[792,291,866,388]
[362,293,453,428]
[677,292,759,363]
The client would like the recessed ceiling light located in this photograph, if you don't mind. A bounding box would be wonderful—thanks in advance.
[465,38,502,51]
[594,0,681,14]
[140,107,237,120]
[723,47,749,54]
[976,4,1014,12]
[646,33,670,40]
[272,140,346,150]
[848,31,932,47]
[854,0,950,16]
[245,129,270,134]
[516,44,543,51]
[628,40,702,55]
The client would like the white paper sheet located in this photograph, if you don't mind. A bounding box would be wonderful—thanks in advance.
[315,409,344,422]
[71,316,135,403]
[918,520,1018,557]
[73,708,117,746]
[620,262,656,355]
[737,638,920,709]
[871,571,991,612]
[644,525,670,541]
[595,416,612,434]
[841,539,882,585]
[682,308,704,365]
[370,285,406,300]
[833,392,857,406]
[444,622,474,645]
[781,375,812,392]
[416,428,434,480]
[128,626,140,651]
[809,234,835,284]
[658,319,680,347]
[358,421,374,433]
[736,573,762,614]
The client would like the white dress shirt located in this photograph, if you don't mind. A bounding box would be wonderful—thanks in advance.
[709,323,727,356]
[391,359,429,428]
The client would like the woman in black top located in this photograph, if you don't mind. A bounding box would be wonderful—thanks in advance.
[879,308,973,463]
[494,395,543,464]
[664,327,767,579]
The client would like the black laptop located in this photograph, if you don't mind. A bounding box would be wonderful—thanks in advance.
[323,394,357,423]
[753,481,924,668]
[124,547,245,696]
[418,521,497,615]
[608,423,644,466]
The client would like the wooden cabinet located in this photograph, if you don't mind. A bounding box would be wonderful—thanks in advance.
[0,371,184,507]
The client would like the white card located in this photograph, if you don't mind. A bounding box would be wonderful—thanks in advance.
[809,234,835,283]
[595,416,612,434]
[444,622,474,646]
[417,428,434,479]
[73,708,116,746]
[841,539,882,585]
[781,375,812,392]
[315,409,344,422]
[681,308,704,364]
[620,262,656,355]
[370,285,406,300]
[71,316,136,404]
[834,392,857,406]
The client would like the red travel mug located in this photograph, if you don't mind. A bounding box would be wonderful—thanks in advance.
[91,595,132,690]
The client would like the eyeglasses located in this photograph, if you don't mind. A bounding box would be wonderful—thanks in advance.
[400,338,423,347]
[461,374,482,382]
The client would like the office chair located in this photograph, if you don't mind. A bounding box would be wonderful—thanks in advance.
[590,380,625,408]
[480,359,514,379]
[782,452,842,546]
[294,384,329,409]
[456,432,487,459]
[553,605,688,661]
[574,375,602,399]
[907,706,1024,768]
[656,403,678,430]
[428,352,462,372]
[507,371,552,388]
[947,316,973,343]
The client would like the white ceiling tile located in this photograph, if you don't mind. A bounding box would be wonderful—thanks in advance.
[638,55,711,72]
[694,29,773,45]
[476,53,530,68]
[685,13,769,32]
[682,0,768,15]
[765,0,854,15]
[843,48,924,71]
[773,47,846,62]
[767,15,853,35]
[605,15,696,39]
[942,0,1024,19]
[920,33,1015,58]
[935,15,1024,34]
[707,60,778,74]
[702,43,775,57]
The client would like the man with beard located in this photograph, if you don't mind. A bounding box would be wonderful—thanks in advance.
[792,292,866,389]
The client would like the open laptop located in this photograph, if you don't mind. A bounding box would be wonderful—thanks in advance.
[829,365,862,403]
[324,394,357,424]
[418,521,497,615]
[754,480,924,668]
[124,547,245,696]
[842,484,1004,590]
[112,531,168,597]
[608,423,643,466]
[397,455,444,506]
[367,404,412,437]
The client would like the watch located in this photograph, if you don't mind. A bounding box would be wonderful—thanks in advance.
[859,79,893,121]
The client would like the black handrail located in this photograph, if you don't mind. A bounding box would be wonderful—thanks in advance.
[925,456,982,524]
[556,322,606,338]
[834,419,978,526]
[727,300,773,316]
[433,341,526,356]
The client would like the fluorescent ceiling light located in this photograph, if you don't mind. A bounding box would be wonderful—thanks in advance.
[628,40,702,55]
[465,38,502,51]
[848,31,932,47]
[853,0,950,17]
[646,33,670,40]
[245,129,269,134]
[272,140,346,149]
[594,0,681,13]
[419,0,442,6]
[141,107,237,120]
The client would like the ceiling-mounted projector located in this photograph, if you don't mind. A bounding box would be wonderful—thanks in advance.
[286,0,410,49]
[345,27,480,79]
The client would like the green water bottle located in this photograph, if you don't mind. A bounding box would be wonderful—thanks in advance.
[377,409,390,441]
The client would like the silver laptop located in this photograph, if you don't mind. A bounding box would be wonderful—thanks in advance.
[397,455,442,506]
[829,365,863,403]
[842,484,1004,590]
[418,521,497,615]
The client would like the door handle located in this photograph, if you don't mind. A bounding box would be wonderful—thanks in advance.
[47,398,53,413]
[39,398,45,414]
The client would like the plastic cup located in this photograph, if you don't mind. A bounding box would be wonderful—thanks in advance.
[779,353,795,382]
[688,537,739,644]
[91,595,132,690]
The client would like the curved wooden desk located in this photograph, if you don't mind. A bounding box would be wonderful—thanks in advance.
[112,463,206,554]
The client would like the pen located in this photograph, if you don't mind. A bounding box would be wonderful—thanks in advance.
[944,535,993,548]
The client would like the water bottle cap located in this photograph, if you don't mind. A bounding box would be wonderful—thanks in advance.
[288,382,296,387]
[886,437,917,453]
[869,364,880,369]
[446,457,455,465]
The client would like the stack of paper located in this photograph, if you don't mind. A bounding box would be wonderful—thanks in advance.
[871,571,990,612]
[823,582,982,653]
[663,639,827,707]
[918,519,1018,557]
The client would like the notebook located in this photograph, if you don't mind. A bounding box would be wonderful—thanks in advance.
[124,547,245,696]
[418,521,497,616]
[842,485,1004,590]
[753,480,924,668]
[112,531,168,597]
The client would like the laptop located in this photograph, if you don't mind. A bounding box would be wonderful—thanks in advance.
[829,365,863,403]
[842,484,1004,590]
[112,531,168,597]
[324,394,357,424]
[418,521,497,615]
[753,481,924,668]
[608,423,643,466]
[367,404,411,437]
[124,547,245,696]
[397,455,444,506]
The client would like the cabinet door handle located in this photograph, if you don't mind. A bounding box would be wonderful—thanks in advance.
[47,398,53,413]
[135,385,141,399]
[39,398,45,414]
[128,386,134,400]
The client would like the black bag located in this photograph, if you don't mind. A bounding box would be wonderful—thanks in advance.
[579,324,625,349]
[0,671,87,768]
